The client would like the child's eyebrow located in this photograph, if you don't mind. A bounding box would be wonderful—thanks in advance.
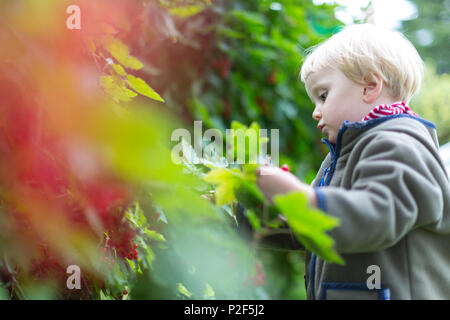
[311,81,328,93]
[307,80,328,100]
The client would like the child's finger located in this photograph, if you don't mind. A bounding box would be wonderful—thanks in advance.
[257,165,279,176]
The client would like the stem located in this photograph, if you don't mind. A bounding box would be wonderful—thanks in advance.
[1,256,26,299]
[81,274,93,300]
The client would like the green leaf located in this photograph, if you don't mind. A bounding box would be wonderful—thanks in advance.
[169,5,205,18]
[203,168,241,206]
[177,283,193,298]
[245,209,261,231]
[103,36,143,70]
[126,75,165,102]
[100,75,137,102]
[217,26,245,39]
[230,10,266,35]
[145,245,156,269]
[227,121,269,163]
[111,63,126,76]
[273,192,344,265]
[99,290,108,300]
[203,283,215,299]
[144,229,167,243]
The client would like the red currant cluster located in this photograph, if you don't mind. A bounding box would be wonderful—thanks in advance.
[126,244,139,261]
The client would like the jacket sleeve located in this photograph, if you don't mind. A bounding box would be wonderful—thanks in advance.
[316,132,446,254]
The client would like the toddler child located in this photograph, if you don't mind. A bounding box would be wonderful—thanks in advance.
[256,23,450,300]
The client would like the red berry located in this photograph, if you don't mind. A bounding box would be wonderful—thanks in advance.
[281,164,289,172]
[133,244,138,249]
[122,290,127,295]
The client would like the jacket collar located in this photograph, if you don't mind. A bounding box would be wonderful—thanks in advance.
[321,114,436,159]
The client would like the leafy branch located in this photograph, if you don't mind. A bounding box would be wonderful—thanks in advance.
[199,121,344,265]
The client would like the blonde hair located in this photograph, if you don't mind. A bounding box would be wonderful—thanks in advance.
[300,24,424,103]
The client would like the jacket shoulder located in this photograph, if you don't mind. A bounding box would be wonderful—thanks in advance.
[359,116,439,152]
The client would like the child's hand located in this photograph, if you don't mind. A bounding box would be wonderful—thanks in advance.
[256,166,317,207]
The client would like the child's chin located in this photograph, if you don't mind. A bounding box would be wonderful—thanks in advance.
[328,135,337,144]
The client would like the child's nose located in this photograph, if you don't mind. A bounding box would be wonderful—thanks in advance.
[312,108,322,121]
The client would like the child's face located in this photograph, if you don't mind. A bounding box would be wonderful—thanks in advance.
[305,67,369,144]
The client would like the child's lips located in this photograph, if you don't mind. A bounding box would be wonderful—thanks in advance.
[317,124,326,134]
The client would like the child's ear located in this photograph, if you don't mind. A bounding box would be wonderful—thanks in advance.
[362,73,383,104]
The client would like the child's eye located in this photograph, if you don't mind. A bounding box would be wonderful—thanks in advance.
[319,91,328,102]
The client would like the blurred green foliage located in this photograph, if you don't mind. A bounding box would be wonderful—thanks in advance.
[399,0,449,145]
[401,0,450,74]
[411,61,450,144]
[138,0,343,183]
